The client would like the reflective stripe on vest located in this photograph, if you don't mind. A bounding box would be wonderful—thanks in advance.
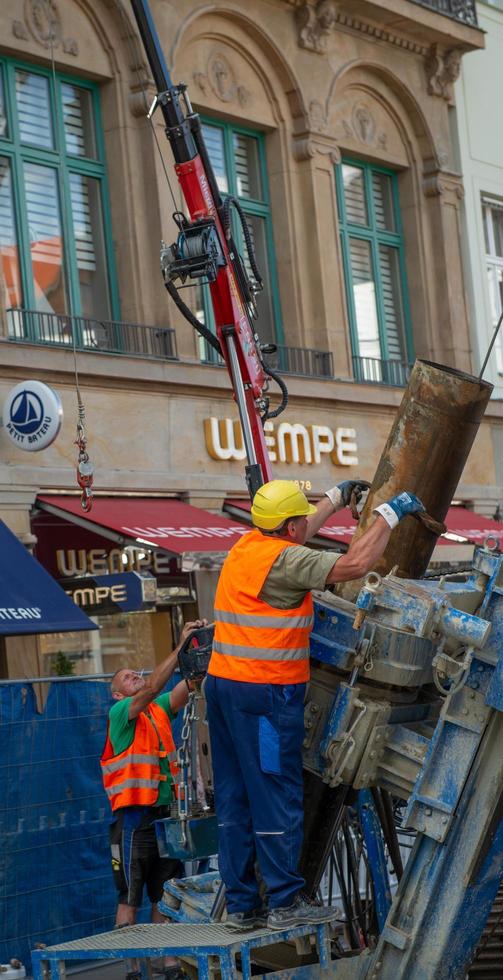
[100,700,180,811]
[213,639,310,661]
[105,778,160,798]
[208,529,313,684]
[101,753,160,775]
[215,609,313,630]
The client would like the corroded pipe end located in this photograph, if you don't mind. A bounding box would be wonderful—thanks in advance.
[338,359,493,601]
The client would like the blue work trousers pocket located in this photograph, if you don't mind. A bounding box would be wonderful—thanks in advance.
[259,715,281,774]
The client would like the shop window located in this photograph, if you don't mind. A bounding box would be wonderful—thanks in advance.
[38,610,172,678]
[194,119,282,359]
[0,58,118,340]
[336,160,413,386]
[482,196,503,373]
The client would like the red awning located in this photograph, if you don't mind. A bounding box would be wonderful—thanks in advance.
[36,496,249,555]
[224,500,503,547]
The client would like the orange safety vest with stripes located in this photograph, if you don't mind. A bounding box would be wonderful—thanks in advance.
[208,528,313,684]
[100,701,179,812]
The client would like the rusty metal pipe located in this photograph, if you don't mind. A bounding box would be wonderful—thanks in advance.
[339,360,492,600]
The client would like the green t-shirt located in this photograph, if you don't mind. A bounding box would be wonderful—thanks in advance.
[108,692,176,807]
[259,545,342,610]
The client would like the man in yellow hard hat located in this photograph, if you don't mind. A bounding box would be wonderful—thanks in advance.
[205,479,424,932]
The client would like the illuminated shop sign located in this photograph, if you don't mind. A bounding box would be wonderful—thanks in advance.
[56,546,176,578]
[3,380,63,451]
[204,417,358,466]
[64,572,157,614]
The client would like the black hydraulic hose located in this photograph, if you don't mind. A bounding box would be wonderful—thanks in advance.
[333,841,360,949]
[343,819,367,945]
[164,280,222,357]
[222,196,263,289]
[262,362,289,419]
[381,789,404,881]
[370,787,403,882]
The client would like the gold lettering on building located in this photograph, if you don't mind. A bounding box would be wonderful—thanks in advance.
[204,417,359,466]
[56,548,173,578]
[68,584,128,607]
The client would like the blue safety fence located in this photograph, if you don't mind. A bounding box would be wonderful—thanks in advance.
[0,677,181,974]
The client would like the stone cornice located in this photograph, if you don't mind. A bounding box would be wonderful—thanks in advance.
[288,0,483,55]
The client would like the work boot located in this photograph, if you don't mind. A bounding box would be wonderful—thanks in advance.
[267,893,337,931]
[224,907,268,932]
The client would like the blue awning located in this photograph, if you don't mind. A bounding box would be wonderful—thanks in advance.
[0,520,98,635]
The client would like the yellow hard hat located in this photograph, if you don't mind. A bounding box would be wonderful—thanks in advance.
[251,480,317,531]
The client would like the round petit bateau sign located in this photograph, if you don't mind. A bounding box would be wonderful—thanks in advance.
[3,381,63,451]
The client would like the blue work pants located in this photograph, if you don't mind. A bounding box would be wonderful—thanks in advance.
[205,674,306,912]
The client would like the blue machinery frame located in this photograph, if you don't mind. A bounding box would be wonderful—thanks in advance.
[31,543,503,978]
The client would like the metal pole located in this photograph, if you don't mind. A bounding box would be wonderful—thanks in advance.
[224,331,258,468]
[479,309,503,380]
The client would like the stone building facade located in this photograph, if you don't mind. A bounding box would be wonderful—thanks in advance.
[0,0,499,675]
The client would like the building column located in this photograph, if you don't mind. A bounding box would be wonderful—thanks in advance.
[422,167,473,372]
[291,127,352,378]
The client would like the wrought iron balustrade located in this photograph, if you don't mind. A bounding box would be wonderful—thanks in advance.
[352,355,413,387]
[201,338,334,379]
[410,0,477,25]
[6,309,178,360]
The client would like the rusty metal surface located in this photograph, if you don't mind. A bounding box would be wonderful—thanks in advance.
[339,360,492,600]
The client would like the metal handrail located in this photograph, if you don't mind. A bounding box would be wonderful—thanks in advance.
[201,339,334,379]
[352,355,413,387]
[6,308,178,360]
[410,0,477,25]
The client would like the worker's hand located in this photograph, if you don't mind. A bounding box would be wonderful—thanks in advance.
[373,491,425,529]
[325,480,371,510]
[180,618,208,645]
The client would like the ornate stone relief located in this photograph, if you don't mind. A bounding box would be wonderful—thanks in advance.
[296,0,338,53]
[340,102,387,152]
[294,2,427,57]
[425,45,462,102]
[13,0,78,56]
[193,52,251,109]
[423,168,465,202]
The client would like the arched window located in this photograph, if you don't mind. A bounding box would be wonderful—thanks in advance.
[194,118,282,360]
[0,58,119,343]
[336,159,414,386]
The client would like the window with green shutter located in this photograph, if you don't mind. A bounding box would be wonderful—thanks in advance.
[336,159,413,385]
[0,58,118,342]
[194,119,282,360]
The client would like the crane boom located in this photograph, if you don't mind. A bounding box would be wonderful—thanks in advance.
[130,0,287,500]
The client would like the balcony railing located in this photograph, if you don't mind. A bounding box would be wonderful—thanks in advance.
[353,355,413,387]
[6,309,178,360]
[201,338,334,379]
[267,345,334,378]
[411,0,477,25]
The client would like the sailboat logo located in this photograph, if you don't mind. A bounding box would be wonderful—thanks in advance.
[9,389,45,436]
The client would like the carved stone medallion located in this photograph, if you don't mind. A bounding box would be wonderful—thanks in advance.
[209,53,237,103]
[25,0,62,48]
[352,102,376,145]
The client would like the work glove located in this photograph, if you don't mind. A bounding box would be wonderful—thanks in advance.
[325,480,371,510]
[373,491,425,529]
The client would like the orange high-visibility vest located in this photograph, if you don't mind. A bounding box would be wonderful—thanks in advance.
[208,529,313,684]
[100,701,179,811]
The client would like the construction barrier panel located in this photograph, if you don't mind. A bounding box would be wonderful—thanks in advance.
[0,677,179,973]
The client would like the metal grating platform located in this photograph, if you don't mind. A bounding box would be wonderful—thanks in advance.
[31,918,334,979]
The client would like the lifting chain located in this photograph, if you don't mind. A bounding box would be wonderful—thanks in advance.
[75,401,94,513]
[176,689,198,847]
